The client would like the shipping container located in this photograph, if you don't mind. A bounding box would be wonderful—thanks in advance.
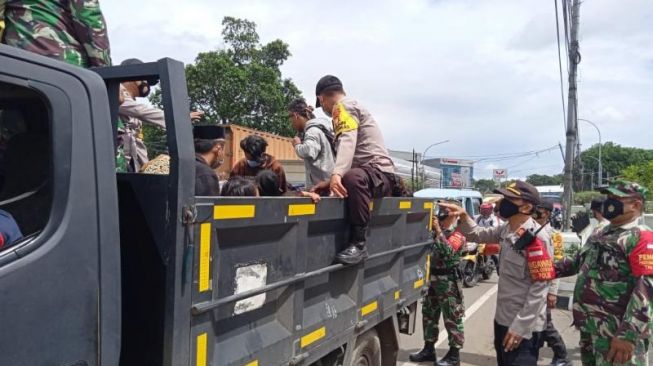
[219,124,302,177]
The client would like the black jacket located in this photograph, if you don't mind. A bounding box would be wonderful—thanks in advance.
[195,155,220,196]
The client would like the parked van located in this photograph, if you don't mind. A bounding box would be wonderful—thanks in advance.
[414,188,483,217]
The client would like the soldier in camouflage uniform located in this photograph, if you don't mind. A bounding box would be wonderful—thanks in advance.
[0,0,111,67]
[555,180,652,366]
[410,200,465,366]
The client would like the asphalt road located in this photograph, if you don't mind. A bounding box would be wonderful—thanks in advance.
[397,274,586,366]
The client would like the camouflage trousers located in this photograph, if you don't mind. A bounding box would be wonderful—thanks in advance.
[580,332,649,366]
[421,273,465,348]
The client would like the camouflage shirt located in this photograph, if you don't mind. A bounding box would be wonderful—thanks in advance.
[0,0,111,67]
[431,230,465,270]
[555,219,653,344]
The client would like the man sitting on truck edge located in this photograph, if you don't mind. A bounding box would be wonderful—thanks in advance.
[1,0,112,68]
[288,98,335,190]
[231,135,289,194]
[311,75,399,265]
[193,125,225,196]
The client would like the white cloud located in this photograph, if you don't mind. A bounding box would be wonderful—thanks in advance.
[101,0,653,180]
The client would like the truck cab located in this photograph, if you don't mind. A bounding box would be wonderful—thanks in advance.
[0,45,432,366]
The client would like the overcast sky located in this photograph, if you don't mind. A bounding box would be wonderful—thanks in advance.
[102,0,653,179]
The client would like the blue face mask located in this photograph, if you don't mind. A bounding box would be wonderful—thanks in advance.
[247,159,262,168]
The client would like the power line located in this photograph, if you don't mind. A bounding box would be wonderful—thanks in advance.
[562,0,571,68]
[426,145,559,160]
[474,146,559,163]
[509,164,563,175]
[554,0,567,131]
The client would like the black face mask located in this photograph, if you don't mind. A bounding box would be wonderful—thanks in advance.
[602,198,624,220]
[137,82,150,98]
[499,199,520,219]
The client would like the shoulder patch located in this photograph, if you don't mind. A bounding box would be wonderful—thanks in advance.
[332,103,359,136]
[447,231,466,251]
[629,231,653,276]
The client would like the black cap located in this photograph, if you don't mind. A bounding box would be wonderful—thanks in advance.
[315,75,343,108]
[120,58,159,86]
[193,125,225,140]
[121,58,144,66]
[493,180,541,205]
[538,201,554,211]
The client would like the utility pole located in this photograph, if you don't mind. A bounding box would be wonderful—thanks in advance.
[562,0,581,230]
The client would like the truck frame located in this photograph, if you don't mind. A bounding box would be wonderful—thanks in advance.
[0,45,432,366]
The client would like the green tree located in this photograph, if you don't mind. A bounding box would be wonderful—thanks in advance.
[474,179,497,194]
[144,17,302,158]
[526,174,563,186]
[184,17,301,136]
[580,142,653,189]
[621,160,653,200]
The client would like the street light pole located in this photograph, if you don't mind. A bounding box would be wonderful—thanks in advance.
[579,119,602,186]
[421,140,450,188]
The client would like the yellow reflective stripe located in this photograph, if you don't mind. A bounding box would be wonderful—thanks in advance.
[214,205,256,220]
[199,223,212,292]
[414,279,424,289]
[196,333,207,366]
[301,326,326,348]
[288,203,316,216]
[360,301,378,316]
[424,202,434,231]
[245,361,259,366]
[426,255,431,281]
[369,201,374,211]
[394,290,401,300]
[400,201,412,210]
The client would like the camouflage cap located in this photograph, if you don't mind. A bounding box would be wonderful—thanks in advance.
[598,179,648,200]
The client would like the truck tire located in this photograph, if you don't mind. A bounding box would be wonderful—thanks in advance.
[349,329,382,366]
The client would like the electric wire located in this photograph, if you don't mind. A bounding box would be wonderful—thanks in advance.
[554,0,568,131]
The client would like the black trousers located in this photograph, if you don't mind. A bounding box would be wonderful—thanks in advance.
[540,309,568,359]
[341,167,393,228]
[494,321,542,366]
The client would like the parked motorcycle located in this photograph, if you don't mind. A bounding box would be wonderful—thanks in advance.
[459,242,498,287]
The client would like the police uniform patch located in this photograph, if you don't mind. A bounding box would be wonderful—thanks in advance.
[332,103,359,137]
[629,231,653,276]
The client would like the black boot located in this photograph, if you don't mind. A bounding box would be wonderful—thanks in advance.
[335,226,369,264]
[436,347,460,366]
[335,243,368,264]
[409,342,436,362]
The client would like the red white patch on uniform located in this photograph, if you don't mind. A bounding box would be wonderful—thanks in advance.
[448,231,466,251]
[629,231,653,277]
[528,250,544,257]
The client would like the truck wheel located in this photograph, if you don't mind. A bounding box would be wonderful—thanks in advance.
[349,329,381,366]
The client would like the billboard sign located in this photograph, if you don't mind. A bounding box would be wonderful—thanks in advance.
[493,169,507,179]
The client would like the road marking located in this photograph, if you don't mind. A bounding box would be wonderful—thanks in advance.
[434,284,498,348]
